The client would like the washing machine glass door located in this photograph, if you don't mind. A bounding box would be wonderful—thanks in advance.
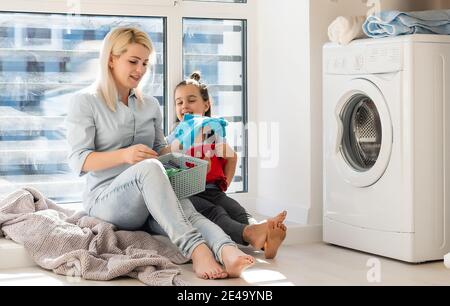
[335,79,393,187]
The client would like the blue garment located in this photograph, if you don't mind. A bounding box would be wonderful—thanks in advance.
[169,114,228,151]
[363,10,450,38]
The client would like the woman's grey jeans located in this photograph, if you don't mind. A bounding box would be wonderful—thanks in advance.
[88,159,234,263]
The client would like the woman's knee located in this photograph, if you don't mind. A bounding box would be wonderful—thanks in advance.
[134,159,165,179]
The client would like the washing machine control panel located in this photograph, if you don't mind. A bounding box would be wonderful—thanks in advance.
[325,43,403,75]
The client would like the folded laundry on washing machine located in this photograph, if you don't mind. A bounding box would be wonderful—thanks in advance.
[363,9,450,38]
[328,16,367,45]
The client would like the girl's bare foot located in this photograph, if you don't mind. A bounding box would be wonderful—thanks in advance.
[191,243,228,280]
[264,221,287,259]
[275,210,288,224]
[221,245,255,278]
[243,211,287,249]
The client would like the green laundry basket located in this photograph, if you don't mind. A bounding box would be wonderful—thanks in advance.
[158,153,208,199]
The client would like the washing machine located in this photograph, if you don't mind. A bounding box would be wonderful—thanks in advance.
[323,35,450,263]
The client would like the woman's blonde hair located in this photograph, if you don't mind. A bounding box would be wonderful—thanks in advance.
[97,27,154,112]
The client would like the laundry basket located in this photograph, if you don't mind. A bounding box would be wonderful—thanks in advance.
[158,153,208,199]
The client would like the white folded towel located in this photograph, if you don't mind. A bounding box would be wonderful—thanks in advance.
[328,16,367,45]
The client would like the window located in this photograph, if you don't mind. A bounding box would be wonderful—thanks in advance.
[0,12,165,202]
[183,18,246,193]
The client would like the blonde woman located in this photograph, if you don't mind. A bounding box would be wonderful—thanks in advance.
[65,27,254,280]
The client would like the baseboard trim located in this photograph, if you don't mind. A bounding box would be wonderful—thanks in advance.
[284,224,323,245]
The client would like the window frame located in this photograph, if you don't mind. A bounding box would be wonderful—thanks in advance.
[182,16,248,193]
[0,0,257,199]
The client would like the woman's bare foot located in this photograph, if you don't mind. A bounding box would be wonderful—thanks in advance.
[221,245,255,278]
[264,220,287,259]
[191,243,228,280]
[243,211,287,249]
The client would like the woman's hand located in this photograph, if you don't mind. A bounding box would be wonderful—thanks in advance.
[121,144,159,165]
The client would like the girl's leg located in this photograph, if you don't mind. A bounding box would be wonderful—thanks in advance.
[212,193,289,257]
[189,195,247,245]
[88,159,226,279]
[196,190,288,253]
[199,190,254,225]
[214,192,252,224]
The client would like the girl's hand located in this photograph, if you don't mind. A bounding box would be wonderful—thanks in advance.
[122,144,158,165]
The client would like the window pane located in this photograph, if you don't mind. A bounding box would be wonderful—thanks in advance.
[0,12,165,203]
[183,18,247,193]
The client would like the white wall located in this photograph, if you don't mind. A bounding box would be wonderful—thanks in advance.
[255,0,450,225]
[255,0,311,223]
[254,0,369,224]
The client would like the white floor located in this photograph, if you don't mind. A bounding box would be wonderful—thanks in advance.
[1,242,450,286]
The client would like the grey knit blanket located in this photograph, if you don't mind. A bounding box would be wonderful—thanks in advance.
[0,187,189,286]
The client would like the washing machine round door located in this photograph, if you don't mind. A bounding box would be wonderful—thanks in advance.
[335,79,393,187]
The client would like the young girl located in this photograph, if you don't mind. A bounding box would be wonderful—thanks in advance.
[166,72,287,259]
[65,27,255,280]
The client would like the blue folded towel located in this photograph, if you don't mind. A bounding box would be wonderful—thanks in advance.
[363,10,450,38]
[167,114,228,150]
